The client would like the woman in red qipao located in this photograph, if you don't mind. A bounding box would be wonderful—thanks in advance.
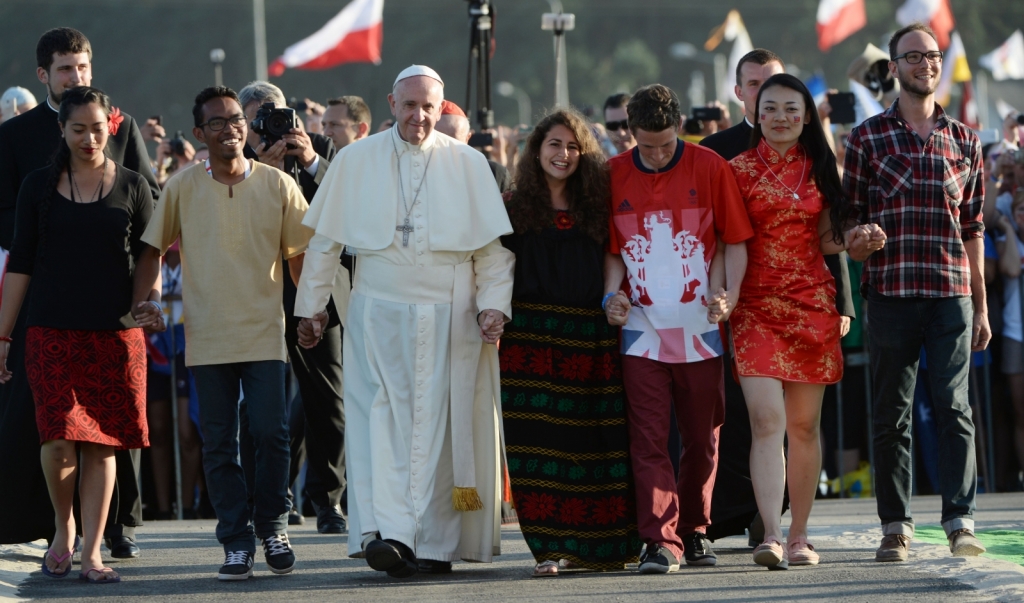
[721,74,883,570]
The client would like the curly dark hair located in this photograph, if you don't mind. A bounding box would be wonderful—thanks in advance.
[193,86,241,127]
[627,84,681,133]
[508,109,609,243]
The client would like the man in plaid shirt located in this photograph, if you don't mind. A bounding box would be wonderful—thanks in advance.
[844,23,988,563]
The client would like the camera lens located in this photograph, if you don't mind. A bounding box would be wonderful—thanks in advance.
[1017,114,1024,125]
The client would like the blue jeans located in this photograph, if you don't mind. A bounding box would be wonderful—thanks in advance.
[866,289,977,537]
[192,360,290,553]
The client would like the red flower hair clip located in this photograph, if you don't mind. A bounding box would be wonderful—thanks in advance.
[107,107,124,136]
[554,211,574,230]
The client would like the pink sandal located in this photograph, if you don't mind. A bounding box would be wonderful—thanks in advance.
[787,536,820,566]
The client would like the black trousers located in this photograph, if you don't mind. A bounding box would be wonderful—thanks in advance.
[241,321,346,515]
[0,304,142,544]
[285,319,346,512]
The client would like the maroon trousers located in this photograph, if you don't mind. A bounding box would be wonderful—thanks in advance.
[622,355,725,560]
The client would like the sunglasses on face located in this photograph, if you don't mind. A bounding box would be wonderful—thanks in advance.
[606,120,629,132]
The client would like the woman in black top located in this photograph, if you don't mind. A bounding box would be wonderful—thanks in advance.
[0,87,163,584]
[499,109,640,576]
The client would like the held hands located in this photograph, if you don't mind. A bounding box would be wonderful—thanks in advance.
[845,224,886,262]
[132,301,166,333]
[478,309,505,345]
[706,287,738,324]
[604,292,631,326]
[298,311,329,349]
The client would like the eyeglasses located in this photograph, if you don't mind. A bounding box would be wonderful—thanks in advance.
[892,51,943,65]
[606,120,629,132]
[199,115,247,131]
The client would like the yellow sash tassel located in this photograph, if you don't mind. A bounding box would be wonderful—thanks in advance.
[452,487,483,512]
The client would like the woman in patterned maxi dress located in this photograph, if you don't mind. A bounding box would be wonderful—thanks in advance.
[725,74,881,569]
[500,109,640,577]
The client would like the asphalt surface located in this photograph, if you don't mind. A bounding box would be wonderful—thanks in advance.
[15,495,1024,602]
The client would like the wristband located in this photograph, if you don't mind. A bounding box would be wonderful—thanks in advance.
[601,292,616,311]
[0,336,11,343]
[148,300,163,313]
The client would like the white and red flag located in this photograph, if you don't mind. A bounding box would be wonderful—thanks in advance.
[269,0,384,77]
[895,0,955,50]
[816,0,866,52]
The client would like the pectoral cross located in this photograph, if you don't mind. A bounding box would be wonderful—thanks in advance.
[397,218,414,247]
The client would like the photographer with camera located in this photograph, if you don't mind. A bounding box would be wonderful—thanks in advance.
[154,131,199,186]
[237,81,347,535]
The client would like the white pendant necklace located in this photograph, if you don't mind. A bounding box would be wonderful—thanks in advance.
[757,146,807,200]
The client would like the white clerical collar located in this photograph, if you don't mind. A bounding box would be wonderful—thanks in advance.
[46,96,59,113]
[390,123,438,154]
[744,117,754,128]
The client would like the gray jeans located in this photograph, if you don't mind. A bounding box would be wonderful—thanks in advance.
[866,289,977,538]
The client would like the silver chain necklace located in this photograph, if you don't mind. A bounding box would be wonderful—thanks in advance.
[391,129,434,247]
[70,156,108,203]
[756,146,806,200]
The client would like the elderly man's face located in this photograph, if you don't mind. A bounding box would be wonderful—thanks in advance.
[388,76,443,145]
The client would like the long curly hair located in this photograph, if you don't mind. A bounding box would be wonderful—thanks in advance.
[507,109,609,243]
[40,86,111,257]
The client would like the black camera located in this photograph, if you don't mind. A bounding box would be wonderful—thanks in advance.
[251,103,300,149]
[168,131,187,157]
[691,106,722,123]
[1017,114,1024,126]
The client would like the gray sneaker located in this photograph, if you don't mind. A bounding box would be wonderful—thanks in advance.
[875,534,910,562]
[949,529,986,557]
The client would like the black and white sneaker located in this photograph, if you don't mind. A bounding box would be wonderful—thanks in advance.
[682,532,718,566]
[638,543,680,574]
[218,550,254,581]
[261,534,296,574]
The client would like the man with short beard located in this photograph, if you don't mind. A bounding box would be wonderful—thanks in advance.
[0,27,157,557]
[844,22,988,563]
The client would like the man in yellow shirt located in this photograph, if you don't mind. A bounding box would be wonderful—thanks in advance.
[136,86,313,582]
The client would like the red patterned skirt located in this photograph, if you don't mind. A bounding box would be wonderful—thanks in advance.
[25,327,149,449]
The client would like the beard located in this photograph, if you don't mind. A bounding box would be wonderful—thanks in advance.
[48,82,83,104]
[896,67,939,98]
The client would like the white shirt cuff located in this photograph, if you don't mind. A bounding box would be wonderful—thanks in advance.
[305,155,320,177]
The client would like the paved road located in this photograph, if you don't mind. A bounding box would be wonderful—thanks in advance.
[15,494,1024,602]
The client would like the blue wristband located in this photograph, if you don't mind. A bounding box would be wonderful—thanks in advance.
[601,292,616,311]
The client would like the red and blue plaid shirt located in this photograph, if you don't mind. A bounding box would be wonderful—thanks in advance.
[843,100,984,298]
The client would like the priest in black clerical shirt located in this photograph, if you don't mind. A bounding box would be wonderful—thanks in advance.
[697,48,856,545]
[0,27,156,557]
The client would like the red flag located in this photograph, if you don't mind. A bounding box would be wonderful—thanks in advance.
[817,0,867,52]
[896,0,955,50]
[958,81,979,130]
[269,0,383,77]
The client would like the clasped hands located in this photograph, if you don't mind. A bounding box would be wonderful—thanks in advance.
[131,301,167,333]
[845,223,886,261]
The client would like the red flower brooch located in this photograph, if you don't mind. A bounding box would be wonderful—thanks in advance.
[107,107,124,136]
[554,211,574,230]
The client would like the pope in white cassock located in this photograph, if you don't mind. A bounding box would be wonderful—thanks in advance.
[293,65,514,578]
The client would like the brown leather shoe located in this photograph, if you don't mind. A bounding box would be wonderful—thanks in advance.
[875,534,910,562]
[948,529,986,557]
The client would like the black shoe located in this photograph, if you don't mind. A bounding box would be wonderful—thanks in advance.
[637,543,679,574]
[218,550,254,581]
[104,535,141,559]
[261,534,296,574]
[314,503,347,534]
[287,510,305,526]
[365,538,418,578]
[682,532,717,566]
[417,559,453,574]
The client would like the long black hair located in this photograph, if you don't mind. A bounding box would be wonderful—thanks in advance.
[750,73,850,244]
[39,86,111,256]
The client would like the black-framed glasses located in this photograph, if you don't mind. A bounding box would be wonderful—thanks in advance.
[892,51,943,65]
[606,120,629,132]
[199,114,247,131]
